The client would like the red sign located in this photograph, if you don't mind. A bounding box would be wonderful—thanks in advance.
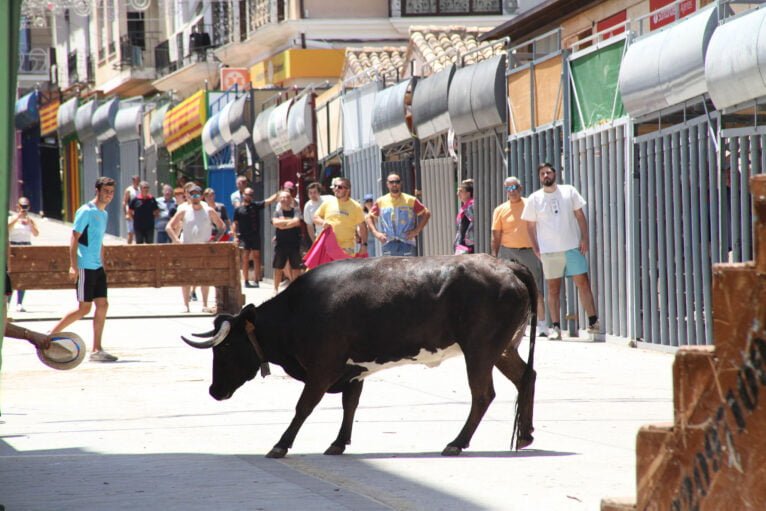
[596,10,627,39]
[649,0,696,31]
[220,68,251,91]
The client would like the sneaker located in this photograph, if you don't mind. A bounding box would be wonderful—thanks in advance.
[90,351,118,362]
[245,282,254,288]
[548,326,562,340]
[588,320,601,334]
[251,281,259,288]
[15,304,25,312]
[190,291,198,301]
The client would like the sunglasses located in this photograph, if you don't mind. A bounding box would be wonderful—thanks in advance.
[19,204,30,209]
[334,185,348,190]
[505,185,521,192]
[387,180,401,184]
[190,193,202,198]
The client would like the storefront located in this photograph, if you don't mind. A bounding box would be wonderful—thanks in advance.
[57,96,80,220]
[163,89,207,185]
[92,97,122,235]
[14,90,42,212]
[411,66,456,256]
[75,100,101,203]
[448,54,508,254]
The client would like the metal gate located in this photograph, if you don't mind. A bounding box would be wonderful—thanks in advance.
[634,113,720,347]
[259,154,279,280]
[508,123,564,191]
[344,145,381,203]
[460,128,507,254]
[421,157,456,256]
[571,120,632,340]
[720,127,762,264]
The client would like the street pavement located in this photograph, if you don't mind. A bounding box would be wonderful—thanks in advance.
[0,216,675,510]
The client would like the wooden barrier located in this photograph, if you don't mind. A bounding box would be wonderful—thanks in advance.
[602,175,766,510]
[7,243,244,314]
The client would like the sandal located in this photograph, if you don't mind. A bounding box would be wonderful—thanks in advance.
[201,307,216,314]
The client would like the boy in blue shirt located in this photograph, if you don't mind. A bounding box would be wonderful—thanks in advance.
[50,177,118,362]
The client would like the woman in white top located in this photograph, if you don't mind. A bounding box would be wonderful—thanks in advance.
[7,197,39,312]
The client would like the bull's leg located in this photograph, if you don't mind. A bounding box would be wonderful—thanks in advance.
[325,380,364,455]
[443,357,496,456]
[267,383,327,459]
[495,347,536,449]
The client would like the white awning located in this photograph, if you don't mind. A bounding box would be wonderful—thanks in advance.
[618,4,718,117]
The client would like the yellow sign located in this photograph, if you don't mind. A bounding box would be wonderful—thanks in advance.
[250,49,345,87]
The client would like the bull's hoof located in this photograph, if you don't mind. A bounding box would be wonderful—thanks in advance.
[266,447,287,459]
[441,445,463,456]
[515,435,534,450]
[324,444,346,456]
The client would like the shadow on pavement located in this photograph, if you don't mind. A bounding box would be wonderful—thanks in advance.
[0,438,486,511]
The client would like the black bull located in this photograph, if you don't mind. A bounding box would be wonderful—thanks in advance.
[183,254,538,458]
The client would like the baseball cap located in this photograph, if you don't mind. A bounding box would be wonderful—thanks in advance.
[363,193,374,202]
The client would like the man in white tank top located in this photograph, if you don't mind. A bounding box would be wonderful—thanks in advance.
[166,183,226,313]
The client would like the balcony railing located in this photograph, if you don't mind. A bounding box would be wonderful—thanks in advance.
[18,48,50,74]
[116,32,164,71]
[402,0,502,16]
[246,0,285,34]
[154,24,227,77]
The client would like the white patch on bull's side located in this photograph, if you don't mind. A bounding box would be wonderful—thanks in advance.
[347,344,463,381]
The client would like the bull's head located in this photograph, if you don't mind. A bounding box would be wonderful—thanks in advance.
[182,304,263,401]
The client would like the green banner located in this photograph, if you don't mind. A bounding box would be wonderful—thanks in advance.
[570,40,626,133]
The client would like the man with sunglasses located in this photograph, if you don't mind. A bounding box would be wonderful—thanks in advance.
[366,173,430,257]
[313,177,367,256]
[492,177,547,336]
[166,184,226,312]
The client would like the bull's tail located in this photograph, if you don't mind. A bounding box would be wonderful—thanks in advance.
[511,267,537,450]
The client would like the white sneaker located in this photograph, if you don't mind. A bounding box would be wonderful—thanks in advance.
[587,320,601,334]
[15,304,26,312]
[537,322,548,337]
[548,326,562,340]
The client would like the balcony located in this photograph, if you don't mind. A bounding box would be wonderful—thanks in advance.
[98,31,160,97]
[152,24,227,98]
[18,48,51,87]
[214,0,289,68]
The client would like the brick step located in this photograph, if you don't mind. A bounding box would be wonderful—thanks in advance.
[601,175,766,509]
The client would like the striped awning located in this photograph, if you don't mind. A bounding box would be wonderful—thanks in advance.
[163,90,207,153]
[39,100,60,136]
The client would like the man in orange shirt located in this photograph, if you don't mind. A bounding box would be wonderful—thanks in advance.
[491,176,548,336]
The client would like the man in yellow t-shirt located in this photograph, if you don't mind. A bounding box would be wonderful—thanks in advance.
[313,177,368,256]
[491,176,547,335]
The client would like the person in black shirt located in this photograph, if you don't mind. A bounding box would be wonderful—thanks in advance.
[271,191,303,294]
[232,187,277,288]
[128,181,160,244]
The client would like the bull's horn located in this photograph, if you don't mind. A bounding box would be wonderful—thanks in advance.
[208,320,231,347]
[191,328,217,338]
[182,321,231,349]
[182,336,215,349]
